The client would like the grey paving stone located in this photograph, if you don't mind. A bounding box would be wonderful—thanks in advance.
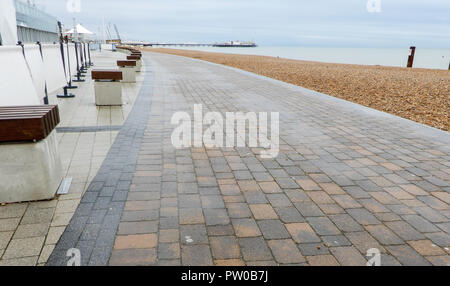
[424,232,450,248]
[402,215,440,233]
[306,217,341,236]
[347,208,381,225]
[275,207,305,223]
[330,246,367,266]
[239,237,273,261]
[257,220,290,239]
[329,214,363,232]
[181,245,213,266]
[385,221,426,241]
[180,224,208,245]
[386,245,432,266]
[294,202,324,217]
[364,225,404,245]
[204,209,230,226]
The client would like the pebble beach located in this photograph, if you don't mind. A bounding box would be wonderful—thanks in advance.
[145,48,450,131]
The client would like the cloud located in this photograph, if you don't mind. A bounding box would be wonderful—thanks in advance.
[37,0,450,47]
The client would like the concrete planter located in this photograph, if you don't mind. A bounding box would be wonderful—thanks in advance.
[0,131,63,204]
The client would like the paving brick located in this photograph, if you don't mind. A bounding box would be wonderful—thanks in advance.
[424,232,450,248]
[407,240,446,256]
[285,189,310,203]
[180,224,208,245]
[214,259,246,266]
[344,231,386,254]
[201,196,225,209]
[204,209,230,226]
[329,214,363,232]
[117,221,158,235]
[124,201,160,211]
[109,249,156,266]
[402,215,440,233]
[232,218,262,237]
[330,246,367,266]
[226,203,252,218]
[307,217,341,236]
[319,183,345,195]
[0,256,38,266]
[249,204,278,220]
[181,245,213,266]
[307,191,334,205]
[318,204,345,215]
[364,225,404,245]
[296,179,321,191]
[178,194,201,208]
[114,234,157,250]
[275,178,300,189]
[238,180,261,192]
[347,208,381,225]
[210,236,240,259]
[386,245,432,266]
[275,207,305,223]
[159,229,179,243]
[207,225,235,236]
[413,206,448,223]
[307,255,340,266]
[426,255,450,266]
[0,204,27,219]
[158,242,181,259]
[2,237,45,259]
[385,221,426,241]
[179,208,204,225]
[268,239,305,264]
[286,223,321,243]
[332,195,362,209]
[257,220,290,239]
[294,202,324,217]
[122,210,159,222]
[258,182,282,194]
[13,223,49,239]
[219,184,241,196]
[239,237,273,261]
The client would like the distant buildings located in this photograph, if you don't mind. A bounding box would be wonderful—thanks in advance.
[0,0,58,45]
[14,0,59,43]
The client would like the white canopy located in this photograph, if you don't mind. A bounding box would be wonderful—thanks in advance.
[0,0,18,45]
[67,24,94,35]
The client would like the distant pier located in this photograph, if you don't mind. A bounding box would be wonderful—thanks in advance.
[124,42,257,48]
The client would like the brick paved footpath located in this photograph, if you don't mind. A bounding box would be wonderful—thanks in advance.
[48,52,450,266]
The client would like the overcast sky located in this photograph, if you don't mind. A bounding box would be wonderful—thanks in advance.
[35,0,450,48]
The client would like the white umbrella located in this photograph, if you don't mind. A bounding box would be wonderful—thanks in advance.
[67,24,94,35]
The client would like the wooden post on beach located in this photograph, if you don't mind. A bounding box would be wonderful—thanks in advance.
[407,46,416,68]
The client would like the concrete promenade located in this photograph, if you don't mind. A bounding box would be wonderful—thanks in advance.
[4,50,449,266]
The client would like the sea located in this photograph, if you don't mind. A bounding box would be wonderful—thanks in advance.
[166,46,450,70]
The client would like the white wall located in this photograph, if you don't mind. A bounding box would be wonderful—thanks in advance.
[0,0,18,46]
[0,46,40,106]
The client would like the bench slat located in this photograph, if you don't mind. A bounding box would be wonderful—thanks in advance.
[92,70,123,81]
[117,60,137,67]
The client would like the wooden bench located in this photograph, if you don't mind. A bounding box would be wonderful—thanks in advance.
[126,55,142,72]
[91,70,123,106]
[0,105,60,142]
[117,60,137,82]
[0,105,63,203]
[92,70,123,81]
